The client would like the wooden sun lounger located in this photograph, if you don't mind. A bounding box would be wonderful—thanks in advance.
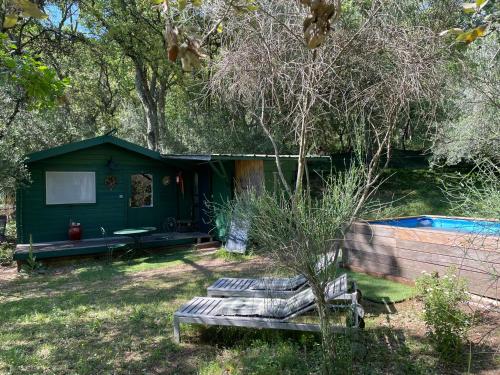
[173,297,324,343]
[174,274,363,343]
[207,254,337,298]
[207,276,307,298]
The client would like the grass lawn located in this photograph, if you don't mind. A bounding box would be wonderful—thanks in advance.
[343,269,415,303]
[0,248,498,374]
[370,168,455,218]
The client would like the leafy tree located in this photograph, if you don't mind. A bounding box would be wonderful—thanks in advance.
[440,0,498,45]
[78,0,192,151]
[210,0,459,187]
[0,0,71,133]
[207,1,463,371]
[444,160,500,219]
[0,1,73,193]
[432,33,499,165]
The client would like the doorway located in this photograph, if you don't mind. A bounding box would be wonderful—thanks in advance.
[195,165,211,232]
[127,173,156,228]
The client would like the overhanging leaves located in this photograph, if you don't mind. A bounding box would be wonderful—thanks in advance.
[3,0,48,29]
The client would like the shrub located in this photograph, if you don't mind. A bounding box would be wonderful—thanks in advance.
[443,160,500,220]
[21,235,41,273]
[0,243,14,266]
[210,166,369,373]
[415,268,471,362]
[5,220,16,240]
[214,247,252,261]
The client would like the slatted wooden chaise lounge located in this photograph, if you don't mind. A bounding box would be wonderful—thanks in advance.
[207,254,337,298]
[207,274,308,298]
[173,274,364,343]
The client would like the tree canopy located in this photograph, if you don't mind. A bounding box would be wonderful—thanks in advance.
[0,0,498,194]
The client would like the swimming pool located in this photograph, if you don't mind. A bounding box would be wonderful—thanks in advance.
[372,216,500,236]
[343,216,499,299]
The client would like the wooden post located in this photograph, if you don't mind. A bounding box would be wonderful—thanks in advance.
[173,316,180,343]
[352,292,359,328]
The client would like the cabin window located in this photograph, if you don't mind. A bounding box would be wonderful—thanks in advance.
[130,174,153,207]
[46,171,96,205]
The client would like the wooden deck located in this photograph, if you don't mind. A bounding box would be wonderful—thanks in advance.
[14,231,213,261]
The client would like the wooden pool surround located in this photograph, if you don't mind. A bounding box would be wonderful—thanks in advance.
[343,216,499,299]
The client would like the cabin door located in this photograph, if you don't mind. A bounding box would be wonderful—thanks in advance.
[101,189,127,236]
[127,172,156,228]
[195,165,211,232]
[234,160,265,193]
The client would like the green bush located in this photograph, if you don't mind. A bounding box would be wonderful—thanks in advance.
[21,235,41,273]
[5,220,16,240]
[214,247,253,261]
[415,268,471,362]
[443,161,500,220]
[0,243,14,266]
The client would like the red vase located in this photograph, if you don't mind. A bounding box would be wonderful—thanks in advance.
[68,223,82,241]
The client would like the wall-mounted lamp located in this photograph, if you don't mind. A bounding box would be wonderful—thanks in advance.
[106,157,118,170]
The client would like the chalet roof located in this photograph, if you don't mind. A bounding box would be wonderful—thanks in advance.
[162,153,330,162]
[26,136,331,163]
[26,135,164,163]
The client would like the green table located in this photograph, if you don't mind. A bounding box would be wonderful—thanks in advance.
[114,227,156,251]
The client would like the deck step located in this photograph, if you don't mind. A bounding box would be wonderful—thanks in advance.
[194,241,221,250]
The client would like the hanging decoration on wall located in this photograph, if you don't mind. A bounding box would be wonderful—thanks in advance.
[105,175,117,190]
[176,171,184,196]
[163,217,177,232]
[162,175,171,186]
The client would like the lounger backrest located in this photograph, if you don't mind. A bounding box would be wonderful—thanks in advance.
[281,287,316,317]
[325,273,348,301]
[219,274,349,319]
[222,286,315,319]
[220,286,316,319]
[252,253,335,292]
[283,273,348,318]
[314,252,336,273]
[252,274,307,291]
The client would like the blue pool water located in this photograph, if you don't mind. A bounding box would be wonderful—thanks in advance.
[372,216,500,236]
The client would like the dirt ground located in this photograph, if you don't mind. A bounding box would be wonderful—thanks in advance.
[0,264,18,283]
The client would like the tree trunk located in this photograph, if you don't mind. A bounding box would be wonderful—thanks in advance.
[133,62,159,151]
[295,115,308,194]
[256,97,292,196]
[157,80,167,151]
[310,282,336,375]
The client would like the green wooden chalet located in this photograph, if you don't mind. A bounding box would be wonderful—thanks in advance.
[14,135,329,262]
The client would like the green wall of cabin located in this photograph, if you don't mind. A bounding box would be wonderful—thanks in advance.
[16,141,324,245]
[263,159,297,192]
[17,144,194,243]
[210,161,234,240]
[208,159,298,240]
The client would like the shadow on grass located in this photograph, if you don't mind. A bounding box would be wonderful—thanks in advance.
[194,324,498,375]
[2,249,495,375]
[0,274,213,373]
